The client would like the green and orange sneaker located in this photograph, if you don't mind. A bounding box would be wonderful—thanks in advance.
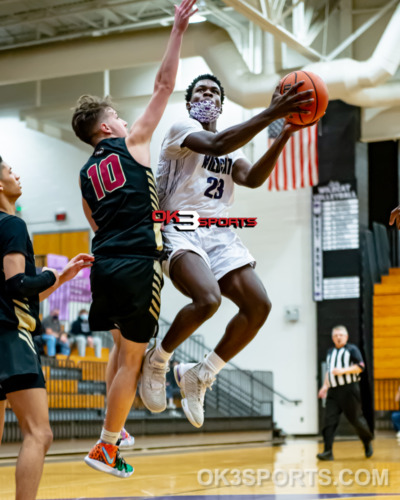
[84,441,134,478]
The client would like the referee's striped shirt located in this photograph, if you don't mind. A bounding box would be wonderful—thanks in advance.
[327,343,365,388]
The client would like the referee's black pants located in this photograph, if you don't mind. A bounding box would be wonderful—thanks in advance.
[322,382,373,451]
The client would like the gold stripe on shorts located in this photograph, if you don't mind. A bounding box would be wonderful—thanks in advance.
[149,306,159,321]
[149,261,162,320]
[18,330,36,353]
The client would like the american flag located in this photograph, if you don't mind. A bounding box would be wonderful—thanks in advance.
[266,119,319,191]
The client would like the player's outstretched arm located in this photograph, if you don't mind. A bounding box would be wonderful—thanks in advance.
[39,253,94,301]
[183,83,314,157]
[232,121,316,188]
[127,0,197,155]
[3,251,93,302]
[4,252,58,301]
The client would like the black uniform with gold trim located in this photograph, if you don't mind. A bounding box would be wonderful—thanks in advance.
[80,138,163,342]
[0,212,45,400]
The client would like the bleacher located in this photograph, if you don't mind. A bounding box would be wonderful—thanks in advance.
[373,268,400,411]
[2,258,277,442]
[3,328,276,442]
[362,223,400,422]
[57,345,110,364]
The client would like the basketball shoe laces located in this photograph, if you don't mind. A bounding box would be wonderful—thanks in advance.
[114,450,131,473]
[195,370,215,410]
[149,357,170,391]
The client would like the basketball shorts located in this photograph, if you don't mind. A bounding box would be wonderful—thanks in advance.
[162,225,256,281]
[0,329,46,401]
[89,255,163,343]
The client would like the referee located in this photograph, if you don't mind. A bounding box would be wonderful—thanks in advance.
[317,325,373,460]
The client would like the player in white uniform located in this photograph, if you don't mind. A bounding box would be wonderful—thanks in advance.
[157,115,253,281]
[140,73,314,427]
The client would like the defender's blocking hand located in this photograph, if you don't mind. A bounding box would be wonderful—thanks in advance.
[173,0,198,34]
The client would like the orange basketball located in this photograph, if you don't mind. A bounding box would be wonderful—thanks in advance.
[280,71,329,125]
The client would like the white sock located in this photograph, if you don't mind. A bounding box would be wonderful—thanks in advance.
[200,351,226,378]
[152,340,173,365]
[100,428,120,445]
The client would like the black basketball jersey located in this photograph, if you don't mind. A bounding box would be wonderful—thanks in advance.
[80,138,163,258]
[0,212,41,336]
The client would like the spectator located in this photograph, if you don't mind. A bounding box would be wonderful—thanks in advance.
[70,309,102,358]
[41,308,70,356]
[392,386,400,438]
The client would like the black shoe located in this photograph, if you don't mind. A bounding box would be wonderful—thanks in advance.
[364,441,373,458]
[316,450,334,461]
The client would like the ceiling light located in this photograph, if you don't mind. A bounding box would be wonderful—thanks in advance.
[189,14,206,24]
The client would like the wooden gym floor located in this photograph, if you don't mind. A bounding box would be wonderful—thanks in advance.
[1,431,400,500]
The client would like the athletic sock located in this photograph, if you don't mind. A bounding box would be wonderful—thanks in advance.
[100,428,120,446]
[152,340,173,365]
[200,351,226,379]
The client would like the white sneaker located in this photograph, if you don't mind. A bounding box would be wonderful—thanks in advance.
[139,344,169,413]
[396,430,400,438]
[119,428,135,450]
[174,362,215,428]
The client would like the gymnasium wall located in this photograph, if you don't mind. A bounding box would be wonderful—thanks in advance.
[0,112,88,234]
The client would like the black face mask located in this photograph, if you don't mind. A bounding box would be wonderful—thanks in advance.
[52,315,59,320]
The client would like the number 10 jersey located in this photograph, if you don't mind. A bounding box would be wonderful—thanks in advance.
[156,118,246,218]
[80,137,163,258]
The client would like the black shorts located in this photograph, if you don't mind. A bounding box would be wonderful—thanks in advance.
[0,372,46,401]
[89,255,163,343]
[0,329,45,401]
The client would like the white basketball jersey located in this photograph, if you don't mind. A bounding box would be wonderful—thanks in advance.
[156,117,246,218]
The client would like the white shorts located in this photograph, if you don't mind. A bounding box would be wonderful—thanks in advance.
[162,225,256,281]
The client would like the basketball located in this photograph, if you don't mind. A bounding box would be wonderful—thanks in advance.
[280,70,329,126]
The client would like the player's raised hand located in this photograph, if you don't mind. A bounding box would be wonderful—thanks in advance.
[269,82,314,120]
[173,0,198,34]
[390,205,400,229]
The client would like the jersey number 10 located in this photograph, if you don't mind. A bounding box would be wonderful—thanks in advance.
[87,154,127,201]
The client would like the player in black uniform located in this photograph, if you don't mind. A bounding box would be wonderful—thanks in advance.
[0,156,93,500]
[72,0,198,478]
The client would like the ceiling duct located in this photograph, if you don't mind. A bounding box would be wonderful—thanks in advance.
[0,4,399,109]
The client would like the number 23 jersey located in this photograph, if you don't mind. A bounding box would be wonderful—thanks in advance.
[80,138,162,258]
[156,117,246,218]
